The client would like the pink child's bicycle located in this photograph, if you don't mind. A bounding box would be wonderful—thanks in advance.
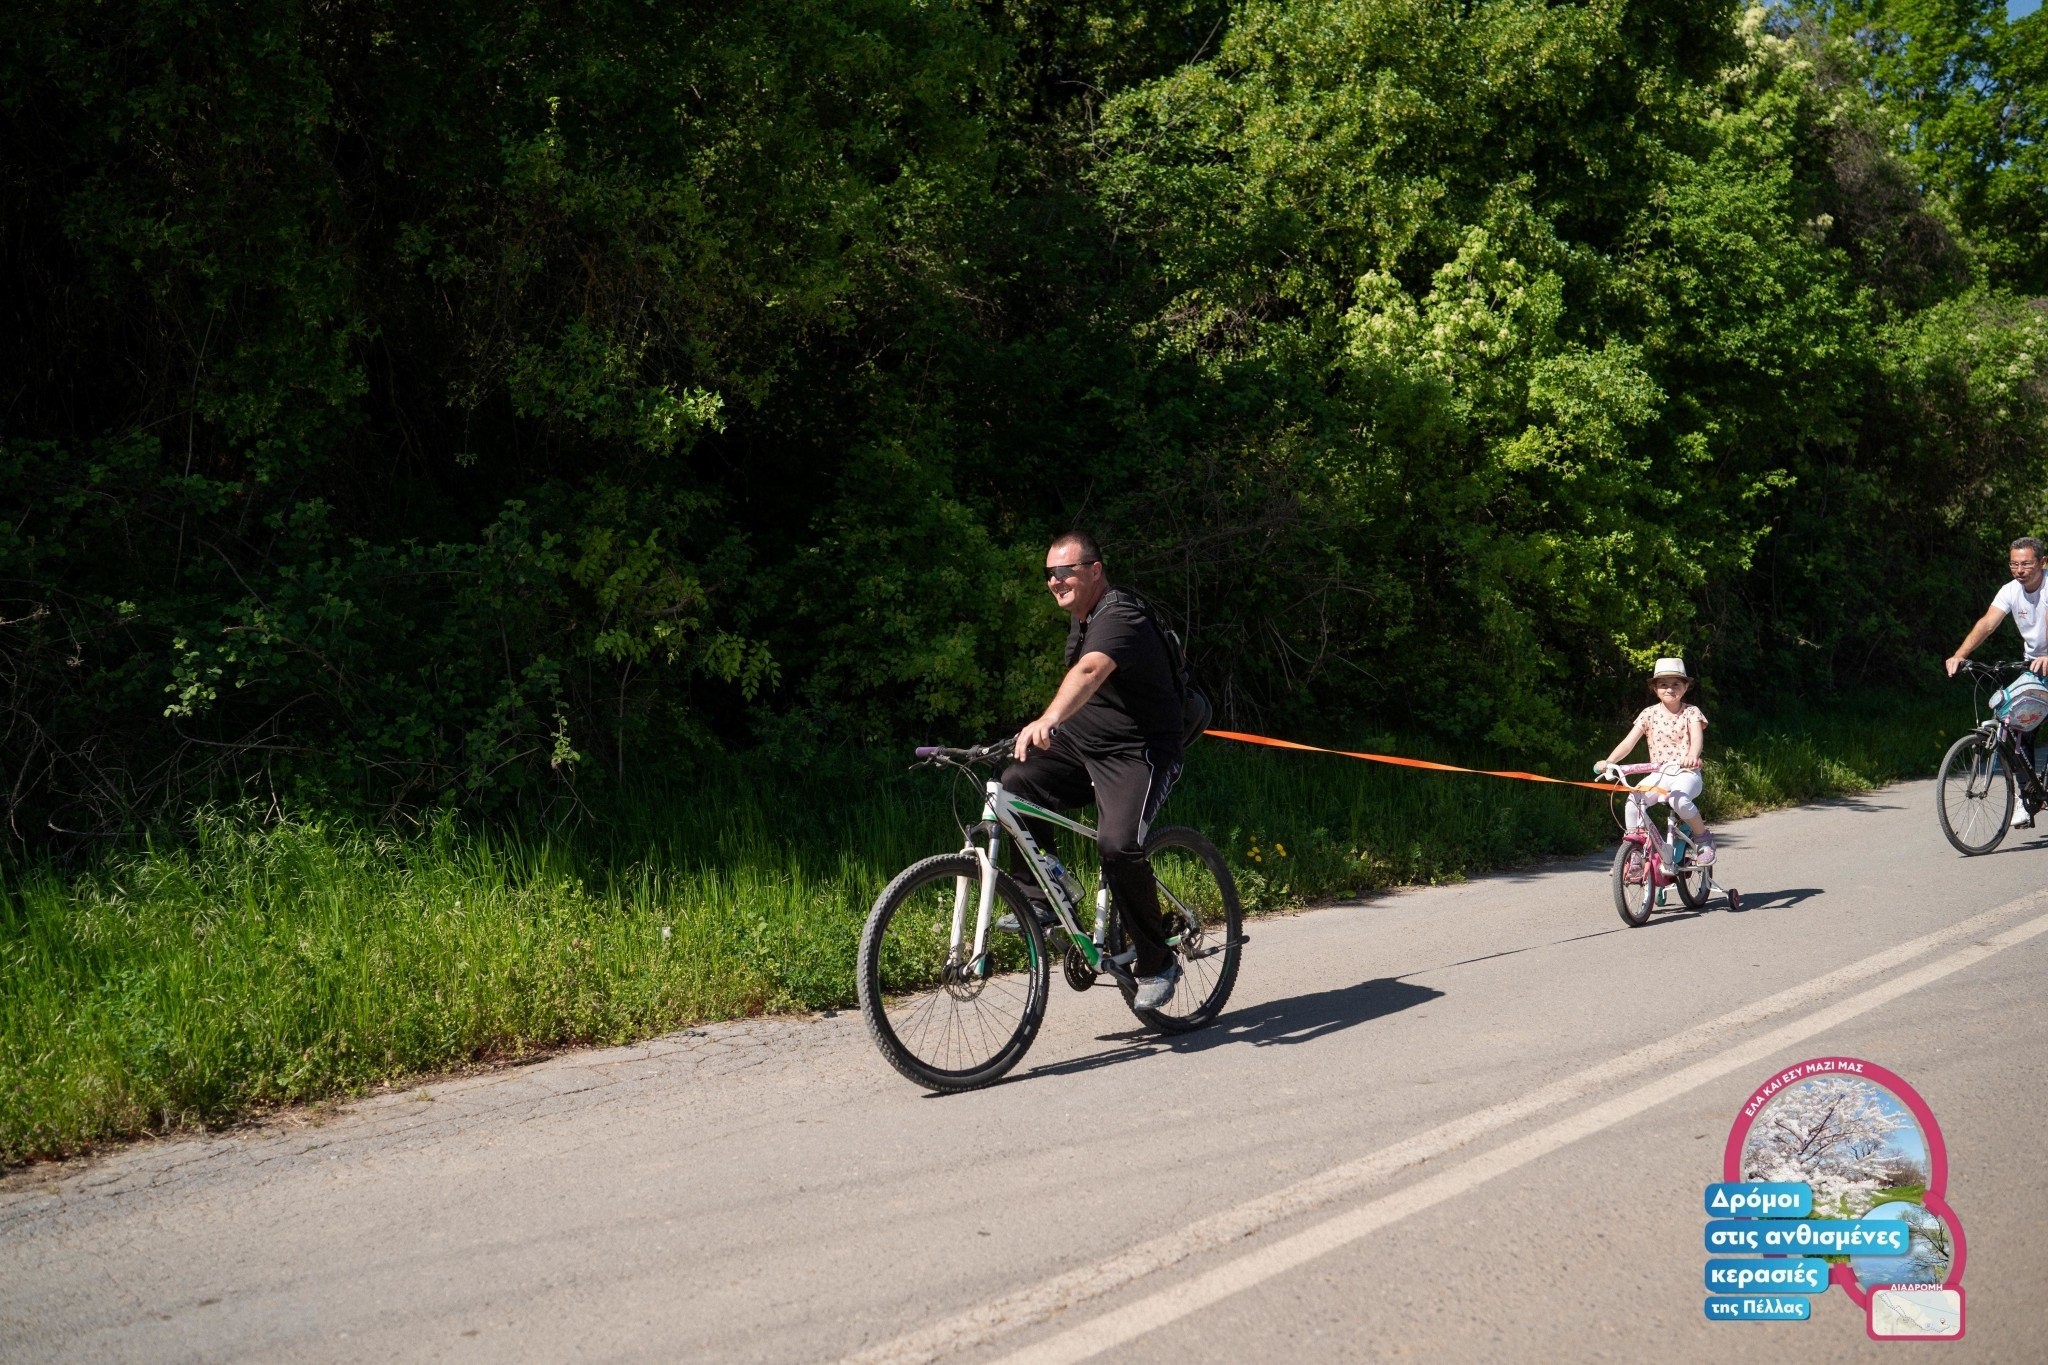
[1601,761,1741,926]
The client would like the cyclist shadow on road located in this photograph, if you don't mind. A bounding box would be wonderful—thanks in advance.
[1966,835,2048,856]
[1628,885,1825,922]
[1721,886,1823,913]
[1018,977,1443,1083]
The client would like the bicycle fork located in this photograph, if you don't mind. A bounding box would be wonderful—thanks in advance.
[1623,801,1676,882]
[947,844,1000,973]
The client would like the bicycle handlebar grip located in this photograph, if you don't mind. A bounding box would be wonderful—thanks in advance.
[913,746,941,758]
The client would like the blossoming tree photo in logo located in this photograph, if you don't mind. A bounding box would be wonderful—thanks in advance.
[1740,1074,1927,1218]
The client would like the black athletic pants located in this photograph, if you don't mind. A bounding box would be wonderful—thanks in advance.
[1001,730,1183,976]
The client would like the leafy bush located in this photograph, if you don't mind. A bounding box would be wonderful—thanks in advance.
[0,2,2043,832]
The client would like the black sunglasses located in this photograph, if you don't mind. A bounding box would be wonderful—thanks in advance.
[1045,561,1098,582]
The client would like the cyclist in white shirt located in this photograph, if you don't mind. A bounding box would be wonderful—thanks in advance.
[1946,536,2048,675]
[1946,535,2048,825]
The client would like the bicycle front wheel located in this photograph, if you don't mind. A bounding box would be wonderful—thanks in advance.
[1612,840,1654,927]
[1936,730,2013,856]
[1129,826,1243,1032]
[856,853,1050,1092]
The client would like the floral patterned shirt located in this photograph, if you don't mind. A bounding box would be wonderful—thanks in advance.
[1635,703,1706,767]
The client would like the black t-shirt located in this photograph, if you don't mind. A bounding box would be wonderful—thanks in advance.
[1060,588,1183,753]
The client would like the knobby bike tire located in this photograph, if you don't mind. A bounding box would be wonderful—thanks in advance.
[856,853,1051,1092]
[1117,826,1244,1033]
[1612,841,1654,928]
[1936,731,2014,856]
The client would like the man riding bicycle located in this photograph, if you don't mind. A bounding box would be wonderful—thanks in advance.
[1005,532,1186,1009]
[1946,536,2048,825]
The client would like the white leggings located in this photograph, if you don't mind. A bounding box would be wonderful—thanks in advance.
[1628,769,1704,831]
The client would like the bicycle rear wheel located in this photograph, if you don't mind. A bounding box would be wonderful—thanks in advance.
[1670,822,1708,910]
[1122,826,1243,1032]
[856,853,1050,1092]
[1936,730,2013,855]
[1612,840,1654,927]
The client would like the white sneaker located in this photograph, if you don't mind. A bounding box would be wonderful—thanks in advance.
[1132,961,1182,1010]
[2014,810,2035,829]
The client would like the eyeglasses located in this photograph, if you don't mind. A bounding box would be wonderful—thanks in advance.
[1045,561,1098,582]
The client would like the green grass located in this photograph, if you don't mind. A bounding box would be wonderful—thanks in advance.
[0,691,1967,1164]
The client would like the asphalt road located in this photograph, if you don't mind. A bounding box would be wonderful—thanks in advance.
[4,777,2045,1362]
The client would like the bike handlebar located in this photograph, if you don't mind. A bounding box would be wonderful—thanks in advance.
[1956,659,2034,678]
[911,737,1018,767]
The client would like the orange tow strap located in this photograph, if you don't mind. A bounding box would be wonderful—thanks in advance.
[1202,729,1632,793]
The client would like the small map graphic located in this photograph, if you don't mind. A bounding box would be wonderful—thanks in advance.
[1870,1289,1962,1337]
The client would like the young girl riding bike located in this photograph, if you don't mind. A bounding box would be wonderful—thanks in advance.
[1597,657,1716,865]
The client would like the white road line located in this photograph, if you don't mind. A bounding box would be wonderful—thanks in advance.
[841,888,2048,1365]
[999,903,2048,1365]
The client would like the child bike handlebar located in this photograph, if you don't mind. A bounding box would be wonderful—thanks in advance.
[1595,760,1685,787]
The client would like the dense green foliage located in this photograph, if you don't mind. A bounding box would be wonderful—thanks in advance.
[0,697,1958,1162]
[3,1,2046,831]
[1817,0,2048,293]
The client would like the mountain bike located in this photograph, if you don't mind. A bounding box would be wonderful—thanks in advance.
[1936,659,2048,855]
[855,738,1245,1092]
[1599,761,1741,926]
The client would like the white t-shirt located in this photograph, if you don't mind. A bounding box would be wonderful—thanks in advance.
[1993,578,2048,658]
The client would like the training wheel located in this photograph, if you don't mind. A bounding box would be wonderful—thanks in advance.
[1725,887,1742,912]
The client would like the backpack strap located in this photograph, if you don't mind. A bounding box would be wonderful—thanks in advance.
[1120,590,1188,703]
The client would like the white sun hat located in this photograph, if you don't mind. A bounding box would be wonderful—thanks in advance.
[1651,657,1689,681]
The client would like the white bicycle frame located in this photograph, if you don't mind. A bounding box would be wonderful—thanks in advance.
[948,780,1127,977]
[954,772,1238,984]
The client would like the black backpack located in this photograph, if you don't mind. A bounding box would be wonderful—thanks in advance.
[1130,593,1212,750]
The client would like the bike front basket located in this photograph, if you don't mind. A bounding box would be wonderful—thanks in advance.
[1992,675,2048,732]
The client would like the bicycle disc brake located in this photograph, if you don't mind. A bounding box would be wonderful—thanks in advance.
[939,949,991,1001]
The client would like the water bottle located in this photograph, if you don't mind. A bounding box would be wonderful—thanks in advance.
[1045,857,1084,904]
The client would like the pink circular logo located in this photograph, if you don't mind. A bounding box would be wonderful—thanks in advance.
[1721,1057,1964,1337]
